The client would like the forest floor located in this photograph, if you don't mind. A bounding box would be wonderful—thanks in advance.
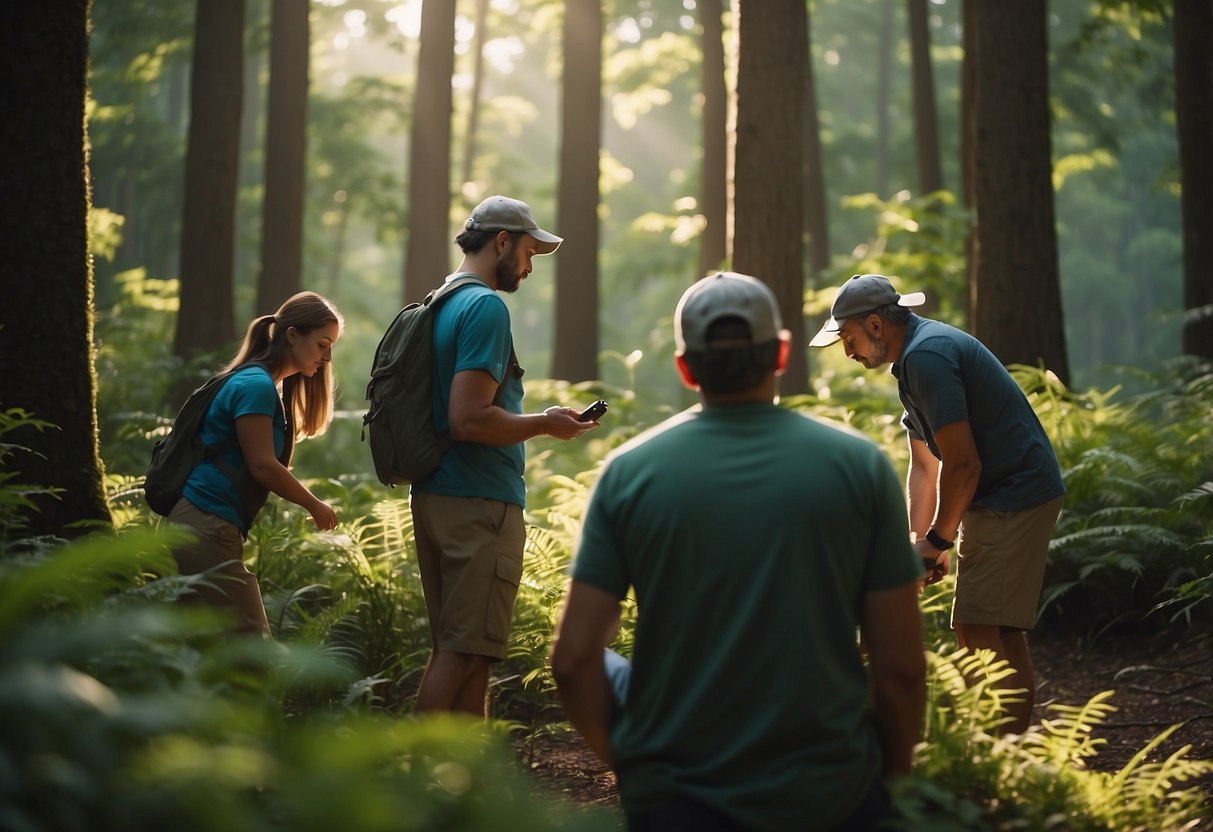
[515,630,1213,818]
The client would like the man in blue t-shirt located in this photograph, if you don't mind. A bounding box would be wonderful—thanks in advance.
[410,195,598,717]
[552,273,926,830]
[811,274,1065,734]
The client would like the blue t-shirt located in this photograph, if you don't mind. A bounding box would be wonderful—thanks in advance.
[414,274,526,507]
[573,402,923,830]
[892,315,1065,511]
[182,364,286,531]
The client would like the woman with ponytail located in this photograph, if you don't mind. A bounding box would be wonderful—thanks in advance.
[169,291,344,635]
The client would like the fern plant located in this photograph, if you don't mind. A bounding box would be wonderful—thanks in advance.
[900,649,1213,831]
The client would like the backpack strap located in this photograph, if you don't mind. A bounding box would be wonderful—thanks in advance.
[428,274,521,407]
[206,361,290,531]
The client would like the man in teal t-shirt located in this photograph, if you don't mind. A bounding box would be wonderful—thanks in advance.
[410,195,598,717]
[811,273,1065,735]
[552,273,926,831]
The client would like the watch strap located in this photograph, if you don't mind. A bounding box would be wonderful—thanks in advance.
[925,528,954,551]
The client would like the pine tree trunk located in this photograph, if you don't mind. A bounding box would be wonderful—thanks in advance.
[697,0,728,279]
[257,0,309,314]
[176,0,246,359]
[908,0,943,196]
[875,0,894,198]
[803,8,830,284]
[967,1,1069,383]
[0,1,112,536]
[1174,0,1213,358]
[733,0,808,394]
[551,0,603,382]
[462,0,489,188]
[402,0,455,304]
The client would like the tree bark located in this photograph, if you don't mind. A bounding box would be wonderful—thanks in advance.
[0,0,112,536]
[402,0,456,304]
[551,0,603,382]
[697,0,728,278]
[461,0,489,188]
[1174,0,1213,358]
[908,0,943,196]
[257,0,310,314]
[176,0,246,359]
[967,1,1069,383]
[875,0,894,198]
[803,7,830,284]
[732,0,808,394]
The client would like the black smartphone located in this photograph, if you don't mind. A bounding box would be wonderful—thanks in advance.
[577,399,609,422]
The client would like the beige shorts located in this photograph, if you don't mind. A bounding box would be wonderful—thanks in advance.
[168,497,271,636]
[952,495,1063,631]
[410,491,526,661]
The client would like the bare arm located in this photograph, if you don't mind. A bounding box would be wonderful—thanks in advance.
[928,420,981,542]
[910,423,981,579]
[235,414,337,530]
[550,580,622,765]
[860,581,926,777]
[906,435,939,541]
[448,369,598,445]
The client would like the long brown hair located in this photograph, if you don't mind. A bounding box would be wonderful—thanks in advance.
[225,291,344,440]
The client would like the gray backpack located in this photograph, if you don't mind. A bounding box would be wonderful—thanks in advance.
[362,276,515,486]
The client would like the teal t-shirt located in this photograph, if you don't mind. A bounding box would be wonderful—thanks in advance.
[572,402,923,830]
[414,274,526,507]
[892,316,1065,511]
[182,364,285,532]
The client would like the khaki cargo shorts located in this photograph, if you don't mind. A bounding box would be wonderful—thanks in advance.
[952,495,1063,631]
[411,491,526,661]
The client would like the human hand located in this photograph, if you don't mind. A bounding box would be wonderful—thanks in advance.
[309,500,338,531]
[913,537,949,584]
[543,406,599,441]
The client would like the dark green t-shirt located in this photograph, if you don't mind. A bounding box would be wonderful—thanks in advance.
[892,316,1065,511]
[572,402,922,830]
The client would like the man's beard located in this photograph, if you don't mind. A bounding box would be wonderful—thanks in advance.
[858,327,890,368]
[495,245,522,293]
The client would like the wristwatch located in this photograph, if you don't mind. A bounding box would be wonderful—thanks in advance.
[924,528,954,551]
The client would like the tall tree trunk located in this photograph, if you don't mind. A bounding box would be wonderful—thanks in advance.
[697,0,727,278]
[908,0,943,196]
[176,0,246,359]
[461,0,489,188]
[257,0,309,314]
[967,1,1069,383]
[236,0,267,303]
[961,0,977,329]
[732,0,807,394]
[402,0,455,304]
[551,0,603,382]
[0,1,112,536]
[1174,0,1213,358]
[803,7,830,284]
[875,0,894,198]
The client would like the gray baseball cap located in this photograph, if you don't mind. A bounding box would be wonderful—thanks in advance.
[464,195,562,255]
[675,272,782,354]
[809,274,925,347]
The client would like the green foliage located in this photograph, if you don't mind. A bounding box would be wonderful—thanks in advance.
[0,459,614,831]
[899,649,1213,830]
[0,408,64,539]
[821,189,970,326]
[1018,360,1213,640]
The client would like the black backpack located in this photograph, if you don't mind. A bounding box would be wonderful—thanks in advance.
[144,362,289,529]
[362,276,515,487]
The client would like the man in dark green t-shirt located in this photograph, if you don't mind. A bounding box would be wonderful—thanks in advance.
[551,272,926,831]
[811,273,1065,735]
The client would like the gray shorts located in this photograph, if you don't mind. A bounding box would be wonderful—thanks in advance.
[952,495,1063,631]
[410,491,526,661]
